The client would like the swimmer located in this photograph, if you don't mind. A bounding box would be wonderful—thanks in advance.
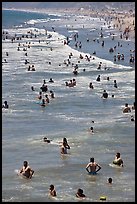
[19,161,34,179]
[90,126,94,133]
[31,86,35,91]
[65,81,69,86]
[131,102,135,110]
[113,152,123,167]
[49,78,54,83]
[45,94,50,103]
[60,137,70,154]
[76,188,86,198]
[86,157,101,174]
[114,80,118,88]
[41,99,46,107]
[49,90,55,98]
[131,115,135,121]
[101,90,108,99]
[107,177,112,184]
[89,82,94,89]
[72,78,76,86]
[96,74,100,82]
[49,184,56,196]
[38,91,42,100]
[43,137,52,143]
[2,101,9,109]
[123,103,131,113]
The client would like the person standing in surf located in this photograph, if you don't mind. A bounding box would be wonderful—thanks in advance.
[113,152,123,167]
[86,157,101,174]
[2,101,9,109]
[60,137,70,154]
[49,184,56,196]
[76,188,86,198]
[19,161,34,179]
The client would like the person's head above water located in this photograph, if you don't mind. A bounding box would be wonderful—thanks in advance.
[90,157,94,162]
[108,177,112,184]
[23,161,28,167]
[63,137,67,142]
[116,152,120,158]
[4,101,8,105]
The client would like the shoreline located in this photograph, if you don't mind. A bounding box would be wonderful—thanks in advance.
[3,6,135,41]
[2,6,135,202]
[40,7,135,41]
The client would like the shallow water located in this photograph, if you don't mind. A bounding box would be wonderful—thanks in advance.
[2,8,135,202]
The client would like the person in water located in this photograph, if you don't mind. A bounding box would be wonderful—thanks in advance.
[41,99,46,107]
[19,161,34,179]
[123,103,131,113]
[49,184,56,196]
[31,86,35,91]
[96,74,101,82]
[49,78,54,83]
[49,90,55,98]
[89,82,94,89]
[101,90,108,99]
[113,152,123,167]
[107,177,113,184]
[76,188,86,198]
[131,102,135,110]
[131,115,135,122]
[2,101,9,109]
[90,126,94,133]
[60,137,70,154]
[43,137,51,143]
[86,157,101,174]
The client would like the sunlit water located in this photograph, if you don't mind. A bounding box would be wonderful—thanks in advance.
[2,8,135,202]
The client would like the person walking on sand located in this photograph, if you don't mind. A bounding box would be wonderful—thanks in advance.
[86,157,101,174]
[19,161,34,179]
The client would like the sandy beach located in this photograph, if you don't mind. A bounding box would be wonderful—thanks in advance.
[40,7,135,40]
[3,4,135,40]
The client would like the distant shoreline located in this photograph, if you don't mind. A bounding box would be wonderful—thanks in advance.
[2,6,135,41]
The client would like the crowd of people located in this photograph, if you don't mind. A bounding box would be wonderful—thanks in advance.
[18,149,123,200]
[2,4,135,202]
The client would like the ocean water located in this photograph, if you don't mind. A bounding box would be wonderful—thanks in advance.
[2,8,135,202]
